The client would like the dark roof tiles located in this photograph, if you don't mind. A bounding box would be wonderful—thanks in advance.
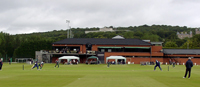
[163,49,200,55]
[52,38,152,45]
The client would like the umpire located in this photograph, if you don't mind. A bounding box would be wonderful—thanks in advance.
[183,57,193,79]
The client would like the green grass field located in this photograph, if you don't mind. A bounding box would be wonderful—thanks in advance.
[0,63,200,87]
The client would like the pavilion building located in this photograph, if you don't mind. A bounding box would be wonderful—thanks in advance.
[36,35,200,65]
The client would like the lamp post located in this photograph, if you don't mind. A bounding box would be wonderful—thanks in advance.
[66,20,70,38]
[66,20,70,26]
[187,29,191,49]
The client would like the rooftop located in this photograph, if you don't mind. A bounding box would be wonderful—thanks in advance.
[52,38,152,46]
[163,49,200,55]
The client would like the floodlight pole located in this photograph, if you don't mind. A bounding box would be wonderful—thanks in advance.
[66,20,70,38]
[187,28,191,49]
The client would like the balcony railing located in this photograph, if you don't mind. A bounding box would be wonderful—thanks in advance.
[40,50,96,55]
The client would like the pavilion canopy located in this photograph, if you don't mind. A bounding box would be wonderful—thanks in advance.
[106,56,126,63]
[58,56,80,62]
[87,56,99,61]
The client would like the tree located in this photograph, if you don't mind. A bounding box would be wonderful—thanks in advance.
[13,40,53,58]
[0,32,12,60]
[191,34,200,47]
[175,39,187,47]
[141,33,161,42]
[123,32,134,38]
[180,40,194,49]
[164,41,178,47]
[134,31,143,38]
[166,33,178,40]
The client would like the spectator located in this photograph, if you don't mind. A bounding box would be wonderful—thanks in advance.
[107,60,110,68]
[76,49,79,53]
[56,48,59,53]
[172,60,175,68]
[31,59,33,64]
[68,48,71,53]
[73,59,75,63]
[183,57,193,79]
[61,60,65,64]
[9,58,11,65]
[77,60,79,64]
[69,61,72,65]
[169,59,172,65]
[64,48,67,53]
[90,60,92,64]
[112,61,114,64]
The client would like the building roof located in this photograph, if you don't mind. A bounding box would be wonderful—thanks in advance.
[151,42,163,44]
[112,35,125,39]
[52,38,152,45]
[163,49,200,55]
[151,42,163,46]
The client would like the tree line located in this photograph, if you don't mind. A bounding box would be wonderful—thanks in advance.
[0,24,200,61]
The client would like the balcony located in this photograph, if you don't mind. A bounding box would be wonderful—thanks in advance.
[39,50,96,55]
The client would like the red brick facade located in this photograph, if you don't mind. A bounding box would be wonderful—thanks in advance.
[52,41,200,65]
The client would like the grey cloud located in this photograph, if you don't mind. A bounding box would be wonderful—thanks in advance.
[0,0,200,34]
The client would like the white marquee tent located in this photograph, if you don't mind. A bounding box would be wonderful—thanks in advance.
[106,56,126,64]
[58,56,80,63]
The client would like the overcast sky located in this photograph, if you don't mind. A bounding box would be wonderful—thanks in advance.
[0,0,200,34]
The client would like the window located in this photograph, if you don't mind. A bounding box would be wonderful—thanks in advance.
[101,49,105,52]
[108,49,111,52]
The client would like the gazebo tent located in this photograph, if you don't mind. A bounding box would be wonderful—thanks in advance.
[86,56,99,64]
[58,56,80,63]
[87,56,99,61]
[106,56,126,64]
